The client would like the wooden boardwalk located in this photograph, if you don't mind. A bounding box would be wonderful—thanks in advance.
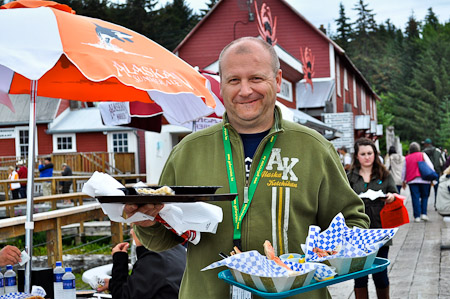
[329,187,450,299]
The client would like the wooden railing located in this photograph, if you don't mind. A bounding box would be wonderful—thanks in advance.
[0,192,127,267]
[0,151,136,178]
[0,173,147,199]
[0,202,124,267]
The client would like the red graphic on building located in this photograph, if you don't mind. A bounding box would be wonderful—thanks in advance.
[300,47,315,91]
[255,1,277,46]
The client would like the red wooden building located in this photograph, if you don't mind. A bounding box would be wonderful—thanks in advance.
[174,0,381,150]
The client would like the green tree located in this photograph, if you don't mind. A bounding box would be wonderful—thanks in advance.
[200,0,218,17]
[153,0,200,51]
[334,2,352,49]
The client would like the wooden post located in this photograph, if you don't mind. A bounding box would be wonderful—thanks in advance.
[110,221,123,246]
[46,218,63,267]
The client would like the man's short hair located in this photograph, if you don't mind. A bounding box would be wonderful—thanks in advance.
[218,36,280,79]
[339,146,348,153]
[44,157,51,162]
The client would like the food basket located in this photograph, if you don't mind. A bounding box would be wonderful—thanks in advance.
[202,251,319,293]
[218,258,390,299]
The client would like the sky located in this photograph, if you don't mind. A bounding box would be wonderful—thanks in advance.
[156,0,449,33]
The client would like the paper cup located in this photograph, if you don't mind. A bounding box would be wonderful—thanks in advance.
[279,253,305,263]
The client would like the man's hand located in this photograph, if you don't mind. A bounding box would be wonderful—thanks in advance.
[97,278,110,292]
[0,245,21,266]
[124,203,164,227]
[112,243,129,256]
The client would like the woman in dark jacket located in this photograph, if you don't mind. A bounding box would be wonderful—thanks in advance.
[347,138,398,299]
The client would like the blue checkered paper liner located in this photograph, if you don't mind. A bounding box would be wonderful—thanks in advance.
[0,293,35,299]
[202,250,318,277]
[304,213,398,262]
[312,263,337,281]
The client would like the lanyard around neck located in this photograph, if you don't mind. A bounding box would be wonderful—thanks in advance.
[222,126,277,248]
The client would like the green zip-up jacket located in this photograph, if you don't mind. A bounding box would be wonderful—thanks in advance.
[135,107,369,299]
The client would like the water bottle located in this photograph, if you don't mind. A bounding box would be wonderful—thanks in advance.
[62,267,76,299]
[53,261,65,299]
[0,269,4,295]
[4,265,18,294]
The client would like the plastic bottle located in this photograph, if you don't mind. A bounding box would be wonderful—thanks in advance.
[0,268,5,295]
[4,265,18,294]
[62,267,76,299]
[53,261,65,299]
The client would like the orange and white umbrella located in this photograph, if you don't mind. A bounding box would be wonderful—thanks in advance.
[0,0,218,290]
[0,0,218,120]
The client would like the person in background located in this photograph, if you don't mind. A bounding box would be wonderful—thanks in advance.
[436,166,450,216]
[16,160,27,199]
[423,138,444,201]
[126,37,369,299]
[60,163,73,194]
[7,166,20,199]
[338,146,352,172]
[97,229,186,299]
[0,245,21,266]
[384,145,405,192]
[347,138,397,299]
[38,157,53,196]
[402,142,435,222]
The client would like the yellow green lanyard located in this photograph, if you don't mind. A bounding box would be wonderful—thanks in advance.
[222,126,277,249]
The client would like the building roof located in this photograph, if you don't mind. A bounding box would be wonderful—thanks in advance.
[47,106,132,134]
[0,94,60,126]
[297,79,335,109]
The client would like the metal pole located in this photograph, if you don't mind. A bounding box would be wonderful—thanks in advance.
[25,80,38,293]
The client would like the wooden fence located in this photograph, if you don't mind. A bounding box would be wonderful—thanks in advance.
[0,152,136,179]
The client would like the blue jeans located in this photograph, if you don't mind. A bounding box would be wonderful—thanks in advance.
[409,183,431,218]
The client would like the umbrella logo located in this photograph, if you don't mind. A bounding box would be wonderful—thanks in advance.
[83,23,153,59]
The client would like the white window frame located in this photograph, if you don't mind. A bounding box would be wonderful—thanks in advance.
[336,59,341,97]
[53,133,77,153]
[15,126,38,158]
[277,78,293,102]
[353,78,357,108]
[361,88,367,114]
[344,69,348,90]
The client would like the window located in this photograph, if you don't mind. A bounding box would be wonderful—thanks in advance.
[336,59,341,97]
[361,88,366,113]
[344,69,348,90]
[353,78,357,108]
[277,78,293,102]
[113,133,128,153]
[53,134,76,152]
[19,130,29,158]
[15,127,33,159]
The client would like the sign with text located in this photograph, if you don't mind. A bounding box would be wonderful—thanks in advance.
[322,112,354,152]
[0,128,15,139]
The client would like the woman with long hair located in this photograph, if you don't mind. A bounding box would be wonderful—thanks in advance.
[402,142,434,222]
[347,138,397,299]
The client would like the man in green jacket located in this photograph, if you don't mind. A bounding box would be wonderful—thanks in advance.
[126,37,370,299]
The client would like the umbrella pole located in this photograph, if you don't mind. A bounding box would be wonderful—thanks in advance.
[24,80,38,293]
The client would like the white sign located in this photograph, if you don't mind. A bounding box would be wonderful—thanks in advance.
[192,117,222,132]
[0,128,15,139]
[322,112,354,152]
[98,102,131,126]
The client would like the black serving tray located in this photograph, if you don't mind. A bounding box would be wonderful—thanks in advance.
[96,186,237,204]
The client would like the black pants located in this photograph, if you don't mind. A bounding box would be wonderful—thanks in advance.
[11,189,20,199]
[354,246,389,289]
